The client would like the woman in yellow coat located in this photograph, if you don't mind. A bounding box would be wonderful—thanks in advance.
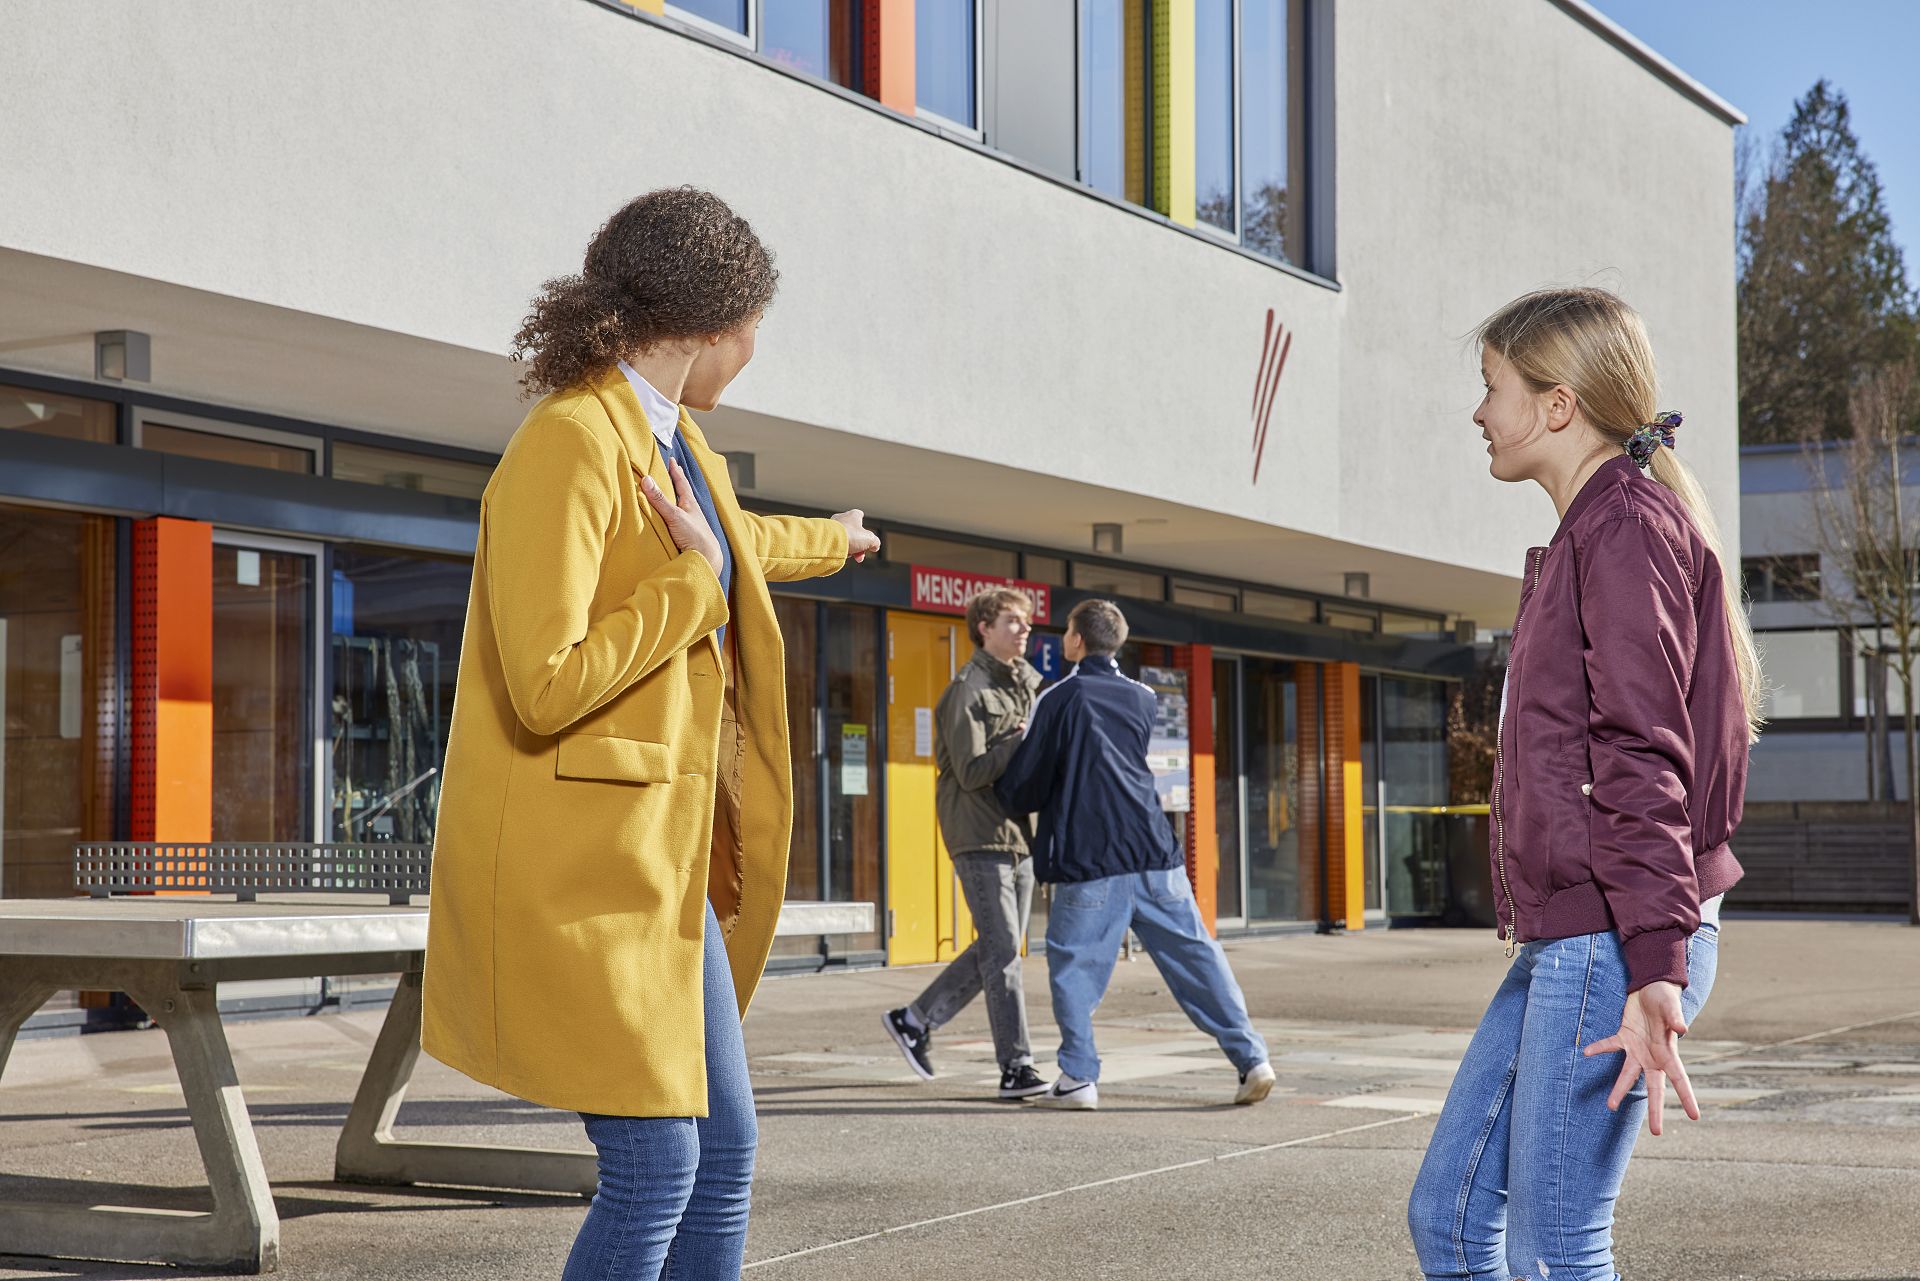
[423,187,879,1279]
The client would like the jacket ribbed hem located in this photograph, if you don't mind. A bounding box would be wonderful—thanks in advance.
[1523,842,1744,991]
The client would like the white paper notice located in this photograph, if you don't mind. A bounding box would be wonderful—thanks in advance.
[841,723,870,795]
[914,707,934,757]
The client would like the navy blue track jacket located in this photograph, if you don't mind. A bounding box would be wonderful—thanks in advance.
[993,656,1182,884]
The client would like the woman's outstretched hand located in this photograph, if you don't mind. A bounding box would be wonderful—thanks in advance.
[641,459,725,577]
[1583,979,1698,1135]
[833,509,881,563]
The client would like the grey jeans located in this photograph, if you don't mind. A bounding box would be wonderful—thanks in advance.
[908,851,1035,1069]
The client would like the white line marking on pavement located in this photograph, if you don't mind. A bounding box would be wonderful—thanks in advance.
[1695,1009,1920,1063]
[742,1113,1425,1270]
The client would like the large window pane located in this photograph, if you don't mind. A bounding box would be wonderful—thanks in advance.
[1070,560,1164,600]
[1080,0,1151,204]
[1756,630,1842,719]
[764,0,862,88]
[1241,0,1308,263]
[884,531,1017,577]
[143,421,316,474]
[915,0,976,127]
[1243,657,1303,922]
[772,596,821,959]
[0,504,118,899]
[668,0,747,35]
[1213,656,1243,919]
[824,604,882,952]
[0,384,114,443]
[1379,677,1450,917]
[1194,0,1235,233]
[328,548,469,845]
[212,545,313,841]
[332,442,492,501]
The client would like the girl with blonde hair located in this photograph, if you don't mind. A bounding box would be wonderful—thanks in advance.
[1408,287,1759,1281]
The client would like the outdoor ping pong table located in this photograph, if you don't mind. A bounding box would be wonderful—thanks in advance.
[0,896,872,1273]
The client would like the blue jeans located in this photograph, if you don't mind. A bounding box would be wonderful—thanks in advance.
[1408,926,1721,1281]
[563,904,756,1281]
[1045,867,1268,1082]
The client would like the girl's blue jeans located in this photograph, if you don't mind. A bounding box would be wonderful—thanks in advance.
[1408,925,1720,1281]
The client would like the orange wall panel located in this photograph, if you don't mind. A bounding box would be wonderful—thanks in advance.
[863,0,915,115]
[1178,645,1218,935]
[131,518,213,846]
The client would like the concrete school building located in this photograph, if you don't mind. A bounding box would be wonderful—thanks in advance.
[0,0,1740,984]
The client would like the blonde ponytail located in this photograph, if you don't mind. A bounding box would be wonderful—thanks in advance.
[1478,287,1765,740]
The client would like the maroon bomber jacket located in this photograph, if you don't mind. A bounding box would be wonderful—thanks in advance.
[1490,455,1748,992]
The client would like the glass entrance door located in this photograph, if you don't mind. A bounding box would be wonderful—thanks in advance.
[211,534,320,842]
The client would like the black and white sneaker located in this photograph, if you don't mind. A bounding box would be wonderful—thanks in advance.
[882,1008,935,1080]
[1028,1073,1099,1110]
[997,1064,1051,1101]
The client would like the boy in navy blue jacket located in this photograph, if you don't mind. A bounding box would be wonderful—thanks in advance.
[996,600,1274,1110]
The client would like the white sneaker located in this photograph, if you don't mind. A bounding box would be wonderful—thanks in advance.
[1029,1073,1099,1110]
[1235,1061,1276,1106]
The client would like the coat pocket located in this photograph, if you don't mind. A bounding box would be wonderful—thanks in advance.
[555,734,675,784]
[1549,730,1593,888]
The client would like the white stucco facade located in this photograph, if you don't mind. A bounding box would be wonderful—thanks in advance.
[0,0,1740,627]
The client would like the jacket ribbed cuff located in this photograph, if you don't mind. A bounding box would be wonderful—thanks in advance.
[1623,926,1689,993]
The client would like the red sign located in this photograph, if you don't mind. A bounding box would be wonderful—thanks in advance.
[909,566,1052,624]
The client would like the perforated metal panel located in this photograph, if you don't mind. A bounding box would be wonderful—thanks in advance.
[75,842,431,905]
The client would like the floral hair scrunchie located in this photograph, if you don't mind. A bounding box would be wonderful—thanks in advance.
[1625,411,1682,469]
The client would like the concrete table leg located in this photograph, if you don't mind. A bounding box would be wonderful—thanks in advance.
[334,970,595,1196]
[0,962,279,1273]
[0,972,58,1078]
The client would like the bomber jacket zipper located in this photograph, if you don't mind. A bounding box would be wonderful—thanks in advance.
[1491,547,1546,956]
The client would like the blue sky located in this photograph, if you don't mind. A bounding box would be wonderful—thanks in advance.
[1589,0,1920,265]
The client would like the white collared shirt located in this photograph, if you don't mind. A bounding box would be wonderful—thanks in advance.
[616,359,681,450]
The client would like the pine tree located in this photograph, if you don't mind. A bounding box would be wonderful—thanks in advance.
[1738,80,1919,443]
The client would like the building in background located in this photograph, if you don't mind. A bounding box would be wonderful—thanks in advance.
[0,0,1742,989]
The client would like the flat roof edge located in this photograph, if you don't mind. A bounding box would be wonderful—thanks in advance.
[1547,0,1747,127]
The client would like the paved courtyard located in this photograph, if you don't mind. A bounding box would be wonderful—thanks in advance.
[2,917,1917,1279]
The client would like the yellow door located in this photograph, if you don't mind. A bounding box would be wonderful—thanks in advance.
[885,612,978,966]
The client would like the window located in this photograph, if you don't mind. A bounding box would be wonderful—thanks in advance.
[763,0,862,88]
[0,503,119,898]
[1743,554,1820,603]
[1242,590,1316,623]
[332,442,492,501]
[329,547,472,845]
[1756,630,1842,719]
[668,0,748,38]
[1173,582,1238,612]
[915,0,978,128]
[140,417,317,474]
[1240,0,1308,264]
[1070,561,1165,600]
[1851,628,1911,718]
[1022,553,1068,585]
[1194,0,1235,233]
[1323,608,1378,635]
[1080,0,1152,205]
[884,531,1017,577]
[0,384,113,443]
[1381,612,1446,637]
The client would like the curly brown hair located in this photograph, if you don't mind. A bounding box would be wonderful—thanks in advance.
[510,187,779,395]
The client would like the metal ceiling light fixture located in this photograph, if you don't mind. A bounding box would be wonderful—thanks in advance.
[1343,571,1371,599]
[724,451,756,492]
[1092,522,1124,555]
[94,330,151,383]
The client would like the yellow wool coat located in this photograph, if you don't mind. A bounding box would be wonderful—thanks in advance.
[422,364,849,1117]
